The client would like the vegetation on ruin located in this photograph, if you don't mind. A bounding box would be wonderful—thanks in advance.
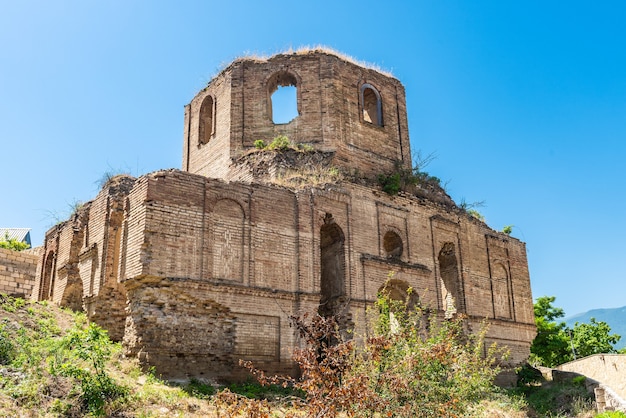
[0,293,609,417]
[377,155,443,197]
[213,46,394,81]
[0,233,30,251]
[95,169,133,189]
[253,135,314,152]
[530,296,622,367]
[239,290,508,417]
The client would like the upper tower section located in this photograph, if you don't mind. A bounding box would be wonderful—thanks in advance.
[182,49,412,180]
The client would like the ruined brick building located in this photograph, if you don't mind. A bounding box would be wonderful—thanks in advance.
[31,49,536,381]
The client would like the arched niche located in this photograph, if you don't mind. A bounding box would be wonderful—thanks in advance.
[383,230,403,259]
[319,220,346,317]
[438,242,462,318]
[211,199,245,282]
[360,83,382,126]
[198,94,215,145]
[492,263,512,319]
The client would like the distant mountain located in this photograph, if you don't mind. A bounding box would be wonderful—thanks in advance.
[565,306,626,350]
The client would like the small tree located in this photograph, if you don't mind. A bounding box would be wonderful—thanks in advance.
[570,318,621,358]
[530,296,570,367]
[530,296,621,367]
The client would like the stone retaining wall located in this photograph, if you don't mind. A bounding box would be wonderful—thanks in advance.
[558,354,626,412]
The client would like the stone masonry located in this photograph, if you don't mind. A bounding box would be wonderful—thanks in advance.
[32,49,536,381]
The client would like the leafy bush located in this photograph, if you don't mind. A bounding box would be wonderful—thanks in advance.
[253,139,266,149]
[0,233,30,251]
[53,323,128,415]
[181,378,215,399]
[378,172,401,195]
[377,158,443,197]
[242,289,502,417]
[511,379,594,417]
[596,412,626,418]
[267,135,291,150]
[516,363,543,386]
[0,324,14,365]
[468,208,485,221]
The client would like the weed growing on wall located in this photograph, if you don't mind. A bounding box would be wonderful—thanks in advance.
[378,158,443,197]
[253,135,314,153]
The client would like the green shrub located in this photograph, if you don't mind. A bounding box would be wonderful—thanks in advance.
[468,208,485,221]
[296,143,314,152]
[596,412,626,418]
[377,159,443,196]
[378,172,401,195]
[54,323,128,416]
[253,139,266,149]
[0,233,30,251]
[0,324,14,365]
[243,285,502,417]
[516,363,543,386]
[267,135,291,150]
[183,378,215,399]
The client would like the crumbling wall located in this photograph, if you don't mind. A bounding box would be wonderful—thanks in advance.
[80,175,135,340]
[32,50,536,381]
[113,169,534,379]
[184,50,411,181]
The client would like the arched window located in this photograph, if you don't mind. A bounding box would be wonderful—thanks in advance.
[360,83,382,126]
[319,219,345,318]
[383,230,403,259]
[198,95,215,145]
[268,71,299,124]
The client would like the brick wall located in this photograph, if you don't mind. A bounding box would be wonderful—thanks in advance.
[184,50,411,181]
[113,169,534,378]
[0,247,38,298]
[32,50,536,381]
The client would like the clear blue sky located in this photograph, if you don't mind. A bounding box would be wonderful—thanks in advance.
[2,1,625,317]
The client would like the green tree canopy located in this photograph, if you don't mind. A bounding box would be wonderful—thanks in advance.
[530,296,621,367]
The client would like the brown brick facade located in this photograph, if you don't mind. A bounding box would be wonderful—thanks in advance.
[33,49,536,381]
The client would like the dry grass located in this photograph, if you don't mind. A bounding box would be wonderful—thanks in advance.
[269,164,343,190]
[209,45,394,83]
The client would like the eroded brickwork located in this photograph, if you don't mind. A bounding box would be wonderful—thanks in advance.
[33,49,536,381]
[183,50,411,181]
